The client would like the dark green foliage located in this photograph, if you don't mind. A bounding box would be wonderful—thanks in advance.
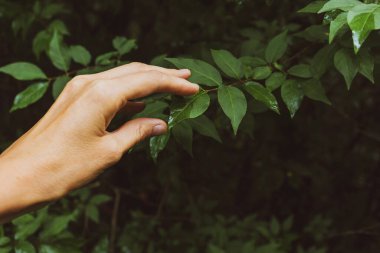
[1,0,380,252]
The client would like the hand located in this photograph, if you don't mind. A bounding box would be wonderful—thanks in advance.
[0,62,199,222]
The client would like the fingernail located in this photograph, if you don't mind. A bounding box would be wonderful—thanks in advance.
[179,69,191,75]
[152,124,167,136]
[191,83,200,91]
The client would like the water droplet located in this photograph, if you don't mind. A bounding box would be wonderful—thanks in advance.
[352,31,362,52]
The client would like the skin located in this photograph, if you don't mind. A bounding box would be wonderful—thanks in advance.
[0,62,199,224]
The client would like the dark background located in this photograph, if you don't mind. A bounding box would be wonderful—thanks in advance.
[1,0,380,252]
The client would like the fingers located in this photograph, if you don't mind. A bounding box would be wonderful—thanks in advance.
[107,118,167,153]
[109,70,199,100]
[89,71,199,115]
[88,62,191,80]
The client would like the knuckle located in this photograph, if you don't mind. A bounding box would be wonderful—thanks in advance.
[71,75,87,82]
[148,70,167,83]
[80,80,112,104]
[90,80,110,98]
[129,62,146,69]
[66,76,87,90]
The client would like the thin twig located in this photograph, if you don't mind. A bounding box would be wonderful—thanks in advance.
[328,222,380,239]
[205,79,247,93]
[109,185,156,207]
[108,188,121,253]
[155,186,169,220]
[283,45,312,65]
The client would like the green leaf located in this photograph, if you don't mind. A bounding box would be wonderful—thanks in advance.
[48,31,70,71]
[0,236,11,253]
[358,48,375,83]
[169,91,210,126]
[77,66,112,75]
[90,194,112,205]
[40,214,73,239]
[270,217,280,235]
[208,244,226,253]
[311,45,336,78]
[149,133,170,162]
[376,6,380,26]
[297,25,328,43]
[0,62,47,81]
[33,31,51,58]
[252,66,272,80]
[133,101,168,119]
[85,205,99,223]
[47,20,70,36]
[41,4,69,19]
[150,54,169,67]
[218,85,247,135]
[265,72,286,91]
[0,237,10,247]
[92,237,109,253]
[112,36,137,55]
[244,81,280,114]
[288,64,312,78]
[242,242,255,253]
[166,58,222,86]
[240,38,260,56]
[283,215,294,231]
[39,245,57,253]
[298,1,327,13]
[347,4,380,53]
[329,12,348,43]
[265,31,288,63]
[255,243,280,253]
[211,49,242,79]
[256,225,271,238]
[172,121,193,156]
[12,214,34,226]
[52,76,70,100]
[15,241,36,253]
[11,82,49,112]
[69,45,91,66]
[95,51,119,65]
[281,80,304,118]
[0,245,11,253]
[239,56,267,67]
[302,79,331,105]
[188,115,222,143]
[334,48,358,89]
[240,56,268,79]
[13,209,47,240]
[318,0,362,13]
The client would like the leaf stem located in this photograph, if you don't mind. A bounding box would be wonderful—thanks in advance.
[205,79,248,93]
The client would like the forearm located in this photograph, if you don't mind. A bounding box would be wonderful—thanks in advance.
[0,153,59,224]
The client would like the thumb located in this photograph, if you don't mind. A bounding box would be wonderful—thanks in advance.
[110,118,167,152]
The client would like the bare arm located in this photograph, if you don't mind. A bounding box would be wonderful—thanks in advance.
[0,62,198,224]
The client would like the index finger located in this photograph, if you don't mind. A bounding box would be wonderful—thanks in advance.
[89,70,199,113]
[88,62,191,80]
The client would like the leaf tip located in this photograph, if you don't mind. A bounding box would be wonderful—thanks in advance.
[9,106,18,113]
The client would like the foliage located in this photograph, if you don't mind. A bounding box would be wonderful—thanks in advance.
[1,0,380,252]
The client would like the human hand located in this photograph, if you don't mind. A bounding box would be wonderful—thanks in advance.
[0,63,198,221]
